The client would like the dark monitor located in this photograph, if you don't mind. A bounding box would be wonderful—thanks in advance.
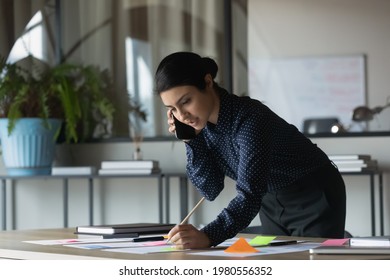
[303,118,340,134]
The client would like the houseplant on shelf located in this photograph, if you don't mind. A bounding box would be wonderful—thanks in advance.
[0,55,116,175]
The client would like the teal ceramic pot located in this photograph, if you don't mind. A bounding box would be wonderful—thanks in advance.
[0,118,62,176]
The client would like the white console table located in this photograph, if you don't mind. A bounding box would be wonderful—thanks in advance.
[0,173,188,230]
[340,170,384,236]
[1,171,383,236]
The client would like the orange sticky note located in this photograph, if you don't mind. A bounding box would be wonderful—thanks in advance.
[224,237,259,253]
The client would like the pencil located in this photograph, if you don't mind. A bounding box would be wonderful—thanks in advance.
[180,197,206,225]
[166,197,206,243]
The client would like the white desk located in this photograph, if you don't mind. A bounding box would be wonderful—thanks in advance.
[2,228,390,260]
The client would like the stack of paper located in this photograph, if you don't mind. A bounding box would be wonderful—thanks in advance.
[350,236,390,247]
[98,160,160,175]
[328,154,378,172]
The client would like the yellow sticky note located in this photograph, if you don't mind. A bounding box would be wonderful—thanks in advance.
[224,237,259,253]
[249,236,276,246]
[161,247,177,252]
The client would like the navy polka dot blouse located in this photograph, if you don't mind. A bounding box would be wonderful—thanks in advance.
[185,89,331,246]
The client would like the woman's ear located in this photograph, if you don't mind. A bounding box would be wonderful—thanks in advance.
[204,74,214,88]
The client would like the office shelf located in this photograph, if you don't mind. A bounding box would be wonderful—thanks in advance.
[0,173,188,231]
[1,171,383,236]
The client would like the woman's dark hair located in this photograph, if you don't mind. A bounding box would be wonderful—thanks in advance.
[155,52,218,94]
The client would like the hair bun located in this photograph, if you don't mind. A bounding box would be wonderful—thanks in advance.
[202,57,218,79]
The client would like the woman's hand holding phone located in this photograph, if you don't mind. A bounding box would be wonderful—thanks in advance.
[167,110,197,140]
[167,110,176,135]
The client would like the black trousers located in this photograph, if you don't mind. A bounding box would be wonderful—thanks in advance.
[259,162,346,238]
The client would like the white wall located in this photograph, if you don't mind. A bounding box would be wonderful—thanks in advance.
[248,0,390,131]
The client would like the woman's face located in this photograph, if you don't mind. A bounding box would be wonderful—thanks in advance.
[160,79,218,130]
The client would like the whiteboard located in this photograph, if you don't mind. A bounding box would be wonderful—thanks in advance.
[248,55,366,132]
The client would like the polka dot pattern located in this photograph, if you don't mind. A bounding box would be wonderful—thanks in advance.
[185,90,330,246]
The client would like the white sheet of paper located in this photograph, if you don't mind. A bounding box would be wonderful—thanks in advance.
[65,240,168,250]
[103,244,185,254]
[23,238,134,245]
[189,243,320,258]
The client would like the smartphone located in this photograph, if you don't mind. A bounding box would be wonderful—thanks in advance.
[172,114,197,140]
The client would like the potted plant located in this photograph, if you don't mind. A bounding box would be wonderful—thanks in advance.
[0,55,116,175]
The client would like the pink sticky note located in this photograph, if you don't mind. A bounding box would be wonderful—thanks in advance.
[61,239,80,244]
[144,241,167,246]
[321,238,349,246]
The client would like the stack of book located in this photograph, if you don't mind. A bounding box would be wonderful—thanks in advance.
[75,222,175,239]
[52,166,96,175]
[98,160,160,175]
[328,154,378,172]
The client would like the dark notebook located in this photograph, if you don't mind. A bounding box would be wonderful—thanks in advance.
[75,232,140,239]
[75,223,175,235]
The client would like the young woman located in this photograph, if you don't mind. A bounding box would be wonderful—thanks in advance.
[155,51,346,249]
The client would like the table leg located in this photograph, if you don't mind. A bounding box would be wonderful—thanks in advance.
[63,178,68,228]
[1,179,6,230]
[11,180,15,230]
[179,176,188,221]
[379,173,384,236]
[88,178,93,226]
[370,174,375,236]
[165,176,170,223]
[158,175,163,223]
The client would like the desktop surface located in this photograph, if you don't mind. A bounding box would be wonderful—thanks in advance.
[0,228,390,260]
